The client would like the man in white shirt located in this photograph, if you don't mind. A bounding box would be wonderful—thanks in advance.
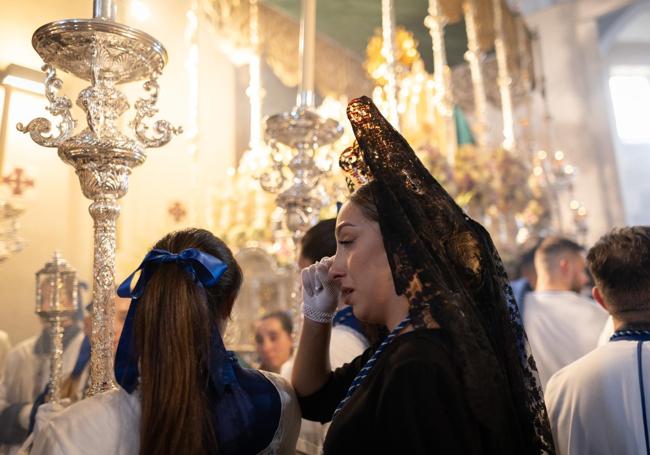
[523,236,608,389]
[0,319,84,455]
[545,226,650,455]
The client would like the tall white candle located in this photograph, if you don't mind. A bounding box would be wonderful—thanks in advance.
[382,0,400,129]
[297,0,316,107]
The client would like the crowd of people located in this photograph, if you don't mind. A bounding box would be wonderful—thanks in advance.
[0,96,648,454]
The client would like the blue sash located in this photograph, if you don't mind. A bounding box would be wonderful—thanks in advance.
[610,329,650,455]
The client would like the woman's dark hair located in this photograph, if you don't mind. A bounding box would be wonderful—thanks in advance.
[134,228,243,455]
[348,182,379,222]
[260,311,293,336]
[300,218,337,263]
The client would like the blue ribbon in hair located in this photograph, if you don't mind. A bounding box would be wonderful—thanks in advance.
[115,248,261,449]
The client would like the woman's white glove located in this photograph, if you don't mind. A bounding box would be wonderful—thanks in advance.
[301,257,340,323]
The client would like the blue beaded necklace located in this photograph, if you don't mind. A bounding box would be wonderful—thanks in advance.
[610,328,650,455]
[331,316,411,421]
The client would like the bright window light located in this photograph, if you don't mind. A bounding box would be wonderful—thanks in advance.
[130,1,151,21]
[1,75,44,95]
[609,74,650,144]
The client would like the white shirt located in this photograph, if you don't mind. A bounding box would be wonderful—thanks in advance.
[598,316,615,347]
[546,340,650,455]
[29,371,300,455]
[281,324,369,455]
[0,331,84,455]
[523,291,608,389]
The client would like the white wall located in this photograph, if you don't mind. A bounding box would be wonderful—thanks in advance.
[0,0,238,344]
[526,0,631,244]
[599,1,650,226]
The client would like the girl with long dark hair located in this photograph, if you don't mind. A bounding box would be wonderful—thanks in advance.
[31,228,300,454]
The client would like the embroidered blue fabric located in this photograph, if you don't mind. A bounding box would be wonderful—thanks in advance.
[219,355,281,454]
[332,306,363,336]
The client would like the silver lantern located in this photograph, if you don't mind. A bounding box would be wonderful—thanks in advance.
[35,252,79,404]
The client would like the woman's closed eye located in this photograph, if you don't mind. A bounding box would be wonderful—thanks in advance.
[338,239,354,245]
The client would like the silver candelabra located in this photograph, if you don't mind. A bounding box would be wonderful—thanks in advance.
[18,0,180,395]
[261,0,342,248]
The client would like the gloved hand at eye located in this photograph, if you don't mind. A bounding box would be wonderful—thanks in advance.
[301,257,340,323]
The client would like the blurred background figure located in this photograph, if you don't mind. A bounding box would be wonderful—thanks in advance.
[545,226,650,455]
[58,294,131,403]
[255,311,294,374]
[0,313,84,455]
[523,236,608,389]
[510,240,541,313]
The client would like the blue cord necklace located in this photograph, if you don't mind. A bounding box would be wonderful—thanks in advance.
[610,328,650,455]
[331,315,411,421]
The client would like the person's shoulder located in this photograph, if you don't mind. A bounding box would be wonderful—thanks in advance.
[258,370,296,398]
[7,335,38,359]
[254,370,301,452]
[330,325,369,367]
[384,329,454,371]
[45,388,137,427]
[331,324,368,347]
[546,344,615,399]
[33,389,139,454]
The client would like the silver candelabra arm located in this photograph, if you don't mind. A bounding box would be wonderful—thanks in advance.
[259,141,288,193]
[131,77,182,148]
[17,65,76,147]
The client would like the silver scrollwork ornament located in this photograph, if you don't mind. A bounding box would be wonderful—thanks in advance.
[18,11,181,395]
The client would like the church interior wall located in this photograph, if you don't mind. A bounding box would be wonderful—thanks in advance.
[1,0,645,345]
[0,0,240,344]
[598,0,650,226]
[525,0,631,245]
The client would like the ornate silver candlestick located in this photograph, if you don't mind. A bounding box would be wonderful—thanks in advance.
[35,252,79,404]
[261,0,342,247]
[263,109,342,245]
[18,0,180,395]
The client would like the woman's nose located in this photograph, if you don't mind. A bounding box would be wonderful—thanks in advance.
[328,254,345,281]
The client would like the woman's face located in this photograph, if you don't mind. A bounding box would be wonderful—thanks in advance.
[254,317,292,373]
[329,201,406,327]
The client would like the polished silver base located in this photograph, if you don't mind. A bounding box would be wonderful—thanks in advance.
[265,106,343,150]
[32,19,167,84]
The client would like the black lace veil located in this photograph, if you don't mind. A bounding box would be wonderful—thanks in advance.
[340,96,554,454]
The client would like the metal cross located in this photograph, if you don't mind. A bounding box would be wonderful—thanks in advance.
[168,201,187,223]
[3,167,35,196]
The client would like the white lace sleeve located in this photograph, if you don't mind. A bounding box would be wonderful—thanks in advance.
[257,371,301,455]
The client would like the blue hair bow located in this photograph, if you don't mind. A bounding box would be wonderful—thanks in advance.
[114,248,229,393]
[117,248,227,299]
[114,247,270,450]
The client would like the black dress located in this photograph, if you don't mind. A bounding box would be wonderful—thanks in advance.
[299,329,503,454]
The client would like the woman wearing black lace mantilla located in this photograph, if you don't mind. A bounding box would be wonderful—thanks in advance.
[291,97,555,454]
